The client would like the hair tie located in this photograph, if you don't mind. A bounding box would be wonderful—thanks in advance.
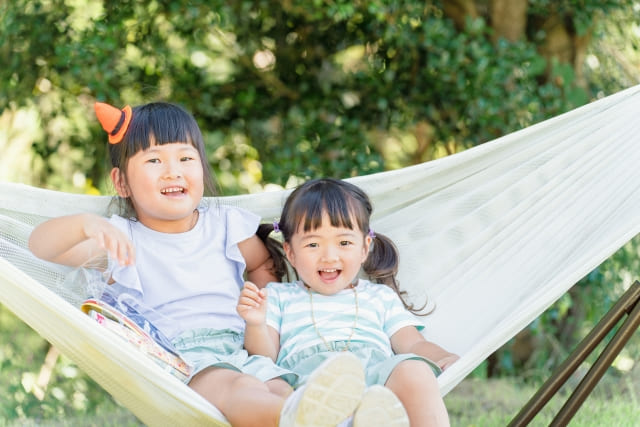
[273,221,281,233]
[94,102,132,144]
[368,229,375,238]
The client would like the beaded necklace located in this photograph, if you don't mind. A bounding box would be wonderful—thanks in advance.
[306,283,359,352]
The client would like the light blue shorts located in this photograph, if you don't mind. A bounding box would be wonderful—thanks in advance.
[280,341,441,388]
[172,328,297,386]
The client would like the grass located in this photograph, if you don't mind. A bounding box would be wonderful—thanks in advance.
[445,365,640,426]
[1,406,141,427]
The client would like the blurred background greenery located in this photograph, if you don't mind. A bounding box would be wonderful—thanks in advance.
[1,0,640,424]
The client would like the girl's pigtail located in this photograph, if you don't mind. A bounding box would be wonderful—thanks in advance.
[256,223,292,282]
[363,232,430,315]
[362,232,398,286]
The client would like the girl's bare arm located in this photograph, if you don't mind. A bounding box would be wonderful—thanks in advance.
[238,234,278,287]
[28,213,135,269]
[237,282,280,361]
[391,326,460,370]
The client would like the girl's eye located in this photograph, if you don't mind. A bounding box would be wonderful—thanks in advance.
[340,240,353,246]
[181,156,195,162]
[147,158,160,164]
[306,242,319,248]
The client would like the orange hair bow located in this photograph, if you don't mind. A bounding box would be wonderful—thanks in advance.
[94,102,132,144]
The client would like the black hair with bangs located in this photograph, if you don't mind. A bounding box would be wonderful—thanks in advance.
[279,178,371,240]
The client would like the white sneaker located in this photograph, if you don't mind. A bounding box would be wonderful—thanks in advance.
[352,385,409,427]
[279,352,365,427]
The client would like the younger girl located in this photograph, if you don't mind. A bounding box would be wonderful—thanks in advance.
[28,102,360,427]
[237,178,459,427]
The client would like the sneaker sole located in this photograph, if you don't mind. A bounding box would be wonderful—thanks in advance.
[294,352,365,427]
[353,385,409,427]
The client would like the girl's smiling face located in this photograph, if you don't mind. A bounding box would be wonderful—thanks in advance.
[283,213,371,295]
[111,141,204,233]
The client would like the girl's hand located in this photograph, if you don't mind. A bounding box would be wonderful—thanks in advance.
[237,281,268,326]
[83,215,135,266]
[390,326,460,371]
[436,353,460,371]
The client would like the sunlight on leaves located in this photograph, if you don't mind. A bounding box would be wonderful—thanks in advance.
[614,355,635,372]
[0,106,42,184]
[21,372,37,393]
[64,0,103,34]
[334,45,365,73]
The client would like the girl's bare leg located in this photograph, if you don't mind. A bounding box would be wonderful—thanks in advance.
[189,367,291,427]
[385,359,450,427]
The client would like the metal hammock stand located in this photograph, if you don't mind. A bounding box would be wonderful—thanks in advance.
[509,280,640,426]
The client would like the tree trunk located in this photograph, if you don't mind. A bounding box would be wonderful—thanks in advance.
[442,0,478,30]
[536,14,592,89]
[443,1,591,89]
[490,0,528,42]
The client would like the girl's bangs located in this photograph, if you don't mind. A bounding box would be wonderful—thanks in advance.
[125,104,199,154]
[293,189,364,232]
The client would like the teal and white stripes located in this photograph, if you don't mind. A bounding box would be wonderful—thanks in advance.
[266,279,423,366]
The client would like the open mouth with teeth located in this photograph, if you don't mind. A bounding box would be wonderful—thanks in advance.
[161,186,186,195]
[318,268,341,281]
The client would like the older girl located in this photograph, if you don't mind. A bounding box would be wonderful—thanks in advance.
[29,102,359,427]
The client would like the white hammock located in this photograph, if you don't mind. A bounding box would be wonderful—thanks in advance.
[2,84,640,426]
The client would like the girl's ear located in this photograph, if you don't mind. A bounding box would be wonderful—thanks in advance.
[283,241,296,268]
[110,167,130,198]
[362,235,372,262]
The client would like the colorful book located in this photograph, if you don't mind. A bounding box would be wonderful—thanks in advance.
[80,292,192,381]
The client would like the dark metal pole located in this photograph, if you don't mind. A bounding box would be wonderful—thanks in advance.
[508,281,640,427]
[550,291,640,426]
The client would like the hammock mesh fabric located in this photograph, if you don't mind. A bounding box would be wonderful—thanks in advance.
[2,84,640,426]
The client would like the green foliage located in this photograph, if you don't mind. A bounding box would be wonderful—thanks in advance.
[2,0,640,420]
[1,0,617,194]
[528,0,634,36]
[0,305,137,423]
[585,5,640,94]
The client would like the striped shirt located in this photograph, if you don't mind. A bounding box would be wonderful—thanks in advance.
[266,279,424,367]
